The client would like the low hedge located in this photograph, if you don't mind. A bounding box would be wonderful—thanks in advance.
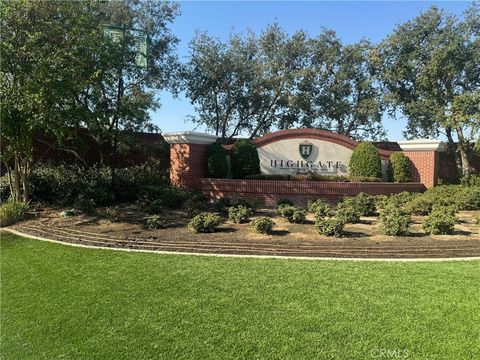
[228,205,253,224]
[315,217,345,237]
[422,208,457,235]
[244,174,381,182]
[188,213,223,233]
[378,205,411,236]
[277,205,306,224]
[251,217,274,234]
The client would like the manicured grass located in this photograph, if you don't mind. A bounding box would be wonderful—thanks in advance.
[1,232,479,360]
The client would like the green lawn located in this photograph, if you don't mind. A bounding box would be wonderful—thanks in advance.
[1,233,479,360]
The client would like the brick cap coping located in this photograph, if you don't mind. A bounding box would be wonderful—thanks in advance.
[398,139,446,152]
[163,131,219,145]
[251,129,392,159]
[5,228,478,262]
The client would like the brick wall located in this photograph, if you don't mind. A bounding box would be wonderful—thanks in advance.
[170,143,209,187]
[402,151,438,188]
[196,178,426,206]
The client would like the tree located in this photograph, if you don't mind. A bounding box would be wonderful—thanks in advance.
[298,31,385,140]
[378,5,480,175]
[183,24,309,141]
[1,0,102,201]
[0,0,180,201]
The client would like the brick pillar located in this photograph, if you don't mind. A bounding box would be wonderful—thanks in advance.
[163,131,219,188]
[398,140,446,188]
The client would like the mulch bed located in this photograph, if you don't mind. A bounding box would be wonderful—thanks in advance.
[11,206,480,259]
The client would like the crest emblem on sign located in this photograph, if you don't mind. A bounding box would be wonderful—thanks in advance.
[299,141,313,160]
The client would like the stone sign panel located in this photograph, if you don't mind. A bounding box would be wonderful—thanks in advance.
[257,138,352,176]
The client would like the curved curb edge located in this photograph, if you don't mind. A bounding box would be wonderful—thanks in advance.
[2,228,480,262]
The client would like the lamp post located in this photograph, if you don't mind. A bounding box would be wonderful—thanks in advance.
[103,25,149,194]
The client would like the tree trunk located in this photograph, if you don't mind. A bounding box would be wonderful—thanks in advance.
[445,127,462,179]
[13,153,21,201]
[456,127,471,176]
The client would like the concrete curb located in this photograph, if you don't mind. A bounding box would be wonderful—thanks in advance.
[2,228,480,262]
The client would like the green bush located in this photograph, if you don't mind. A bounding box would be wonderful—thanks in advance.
[0,199,29,226]
[348,176,382,182]
[277,198,294,207]
[378,205,411,236]
[315,217,345,237]
[251,217,274,234]
[422,208,456,235]
[389,192,420,207]
[454,187,480,210]
[277,205,306,223]
[228,205,253,224]
[308,199,332,217]
[206,141,228,178]
[460,174,480,187]
[230,139,260,179]
[373,195,390,210]
[336,199,362,223]
[188,213,223,233]
[234,198,263,210]
[389,152,411,182]
[213,197,231,212]
[146,215,167,229]
[404,197,433,215]
[352,193,376,216]
[73,194,96,213]
[349,142,382,179]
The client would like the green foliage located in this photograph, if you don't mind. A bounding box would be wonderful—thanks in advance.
[234,198,263,210]
[378,205,411,236]
[146,215,167,230]
[349,142,382,178]
[213,197,231,212]
[315,217,345,237]
[351,193,377,216]
[373,195,390,210]
[336,198,363,223]
[475,214,480,225]
[206,141,228,178]
[230,140,260,179]
[389,192,421,208]
[277,199,294,207]
[277,205,306,224]
[73,195,96,214]
[403,197,434,216]
[188,213,223,233]
[0,198,28,226]
[460,174,480,187]
[378,5,479,175]
[251,217,274,234]
[308,199,332,217]
[228,205,253,224]
[422,208,457,235]
[389,152,411,182]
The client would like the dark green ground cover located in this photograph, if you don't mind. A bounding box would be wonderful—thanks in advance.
[1,232,479,359]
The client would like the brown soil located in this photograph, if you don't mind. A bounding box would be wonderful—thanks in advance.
[11,206,480,259]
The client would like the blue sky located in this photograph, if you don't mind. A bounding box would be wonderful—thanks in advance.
[152,1,471,141]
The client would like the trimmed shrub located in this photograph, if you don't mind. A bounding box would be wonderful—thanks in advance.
[251,217,274,234]
[206,141,228,178]
[230,139,260,179]
[404,197,433,215]
[378,205,411,236]
[460,174,480,187]
[422,208,456,235]
[277,198,294,207]
[146,215,167,229]
[188,213,223,233]
[348,176,382,182]
[315,217,345,237]
[228,205,253,224]
[374,195,390,210]
[277,205,306,224]
[389,152,411,183]
[389,191,420,207]
[352,193,376,216]
[349,142,382,179]
[454,187,480,210]
[0,199,29,226]
[336,199,362,223]
[234,198,264,210]
[308,199,332,217]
